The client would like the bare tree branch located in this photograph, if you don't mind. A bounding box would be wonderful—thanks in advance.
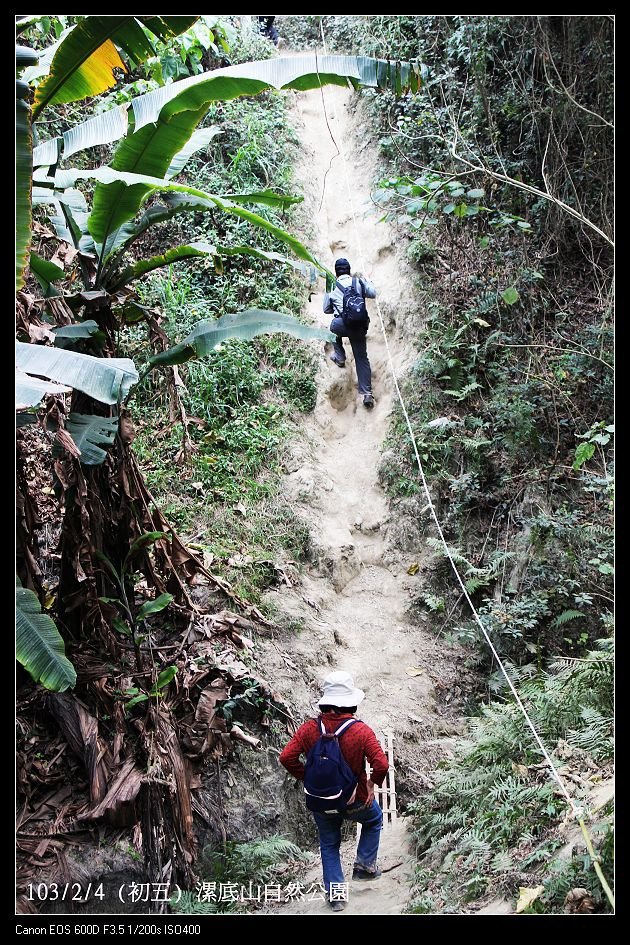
[537,17,614,129]
[447,127,613,247]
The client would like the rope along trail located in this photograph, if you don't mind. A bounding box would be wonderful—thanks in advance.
[314,21,614,910]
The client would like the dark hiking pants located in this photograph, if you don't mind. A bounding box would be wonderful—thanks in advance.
[330,317,372,395]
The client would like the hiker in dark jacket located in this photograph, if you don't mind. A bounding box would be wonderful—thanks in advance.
[257,16,279,45]
[279,671,389,911]
[323,257,377,409]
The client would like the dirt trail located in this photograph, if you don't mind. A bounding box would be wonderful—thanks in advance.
[260,82,468,916]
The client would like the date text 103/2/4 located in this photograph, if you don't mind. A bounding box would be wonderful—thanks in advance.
[25,882,181,904]
[26,884,105,903]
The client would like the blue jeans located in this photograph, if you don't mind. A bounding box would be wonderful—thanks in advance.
[312,799,383,894]
[329,316,372,395]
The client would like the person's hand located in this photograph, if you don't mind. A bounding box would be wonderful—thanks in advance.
[364,779,375,807]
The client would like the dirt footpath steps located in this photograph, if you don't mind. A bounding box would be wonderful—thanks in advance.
[257,82,472,915]
[270,819,413,916]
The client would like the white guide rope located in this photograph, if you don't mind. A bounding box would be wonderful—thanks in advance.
[316,22,580,818]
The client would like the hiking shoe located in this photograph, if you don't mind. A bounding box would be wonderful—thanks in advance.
[363,393,375,409]
[352,865,382,881]
[330,355,346,368]
[330,900,347,912]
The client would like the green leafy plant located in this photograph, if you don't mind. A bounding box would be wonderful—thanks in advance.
[216,677,273,724]
[124,665,178,710]
[407,639,613,913]
[573,422,614,471]
[171,835,310,913]
[16,576,76,691]
[373,172,532,235]
[96,532,174,679]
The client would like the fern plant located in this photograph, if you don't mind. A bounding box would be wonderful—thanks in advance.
[407,638,614,913]
[201,835,309,886]
[171,835,311,914]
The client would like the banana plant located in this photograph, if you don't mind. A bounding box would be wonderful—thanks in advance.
[22,15,201,120]
[30,52,422,292]
[16,15,201,288]
[17,33,423,630]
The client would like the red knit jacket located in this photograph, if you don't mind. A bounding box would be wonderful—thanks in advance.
[279,712,389,804]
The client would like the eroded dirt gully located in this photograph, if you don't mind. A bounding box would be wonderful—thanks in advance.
[258,82,472,916]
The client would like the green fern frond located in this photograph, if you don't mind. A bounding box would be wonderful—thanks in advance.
[461,436,493,453]
[201,834,309,887]
[170,892,224,914]
[465,575,490,594]
[551,609,584,628]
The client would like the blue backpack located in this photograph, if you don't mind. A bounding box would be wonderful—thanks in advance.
[303,717,359,812]
[336,277,369,327]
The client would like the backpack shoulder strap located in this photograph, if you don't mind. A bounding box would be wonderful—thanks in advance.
[333,718,359,737]
[335,279,349,294]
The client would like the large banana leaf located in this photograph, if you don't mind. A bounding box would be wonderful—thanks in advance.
[32,15,200,119]
[131,54,422,131]
[64,105,130,161]
[65,412,119,465]
[148,310,334,370]
[55,168,327,275]
[98,190,304,275]
[32,136,61,168]
[32,106,129,167]
[16,342,138,405]
[16,370,71,409]
[166,126,222,179]
[109,240,319,291]
[87,54,421,254]
[16,578,77,691]
[32,52,421,169]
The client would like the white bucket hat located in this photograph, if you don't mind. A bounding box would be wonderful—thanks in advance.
[318,671,365,708]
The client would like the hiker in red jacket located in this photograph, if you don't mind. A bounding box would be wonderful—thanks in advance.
[279,671,389,911]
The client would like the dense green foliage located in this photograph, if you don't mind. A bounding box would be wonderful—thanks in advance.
[126,72,319,601]
[406,639,613,913]
[172,835,310,914]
